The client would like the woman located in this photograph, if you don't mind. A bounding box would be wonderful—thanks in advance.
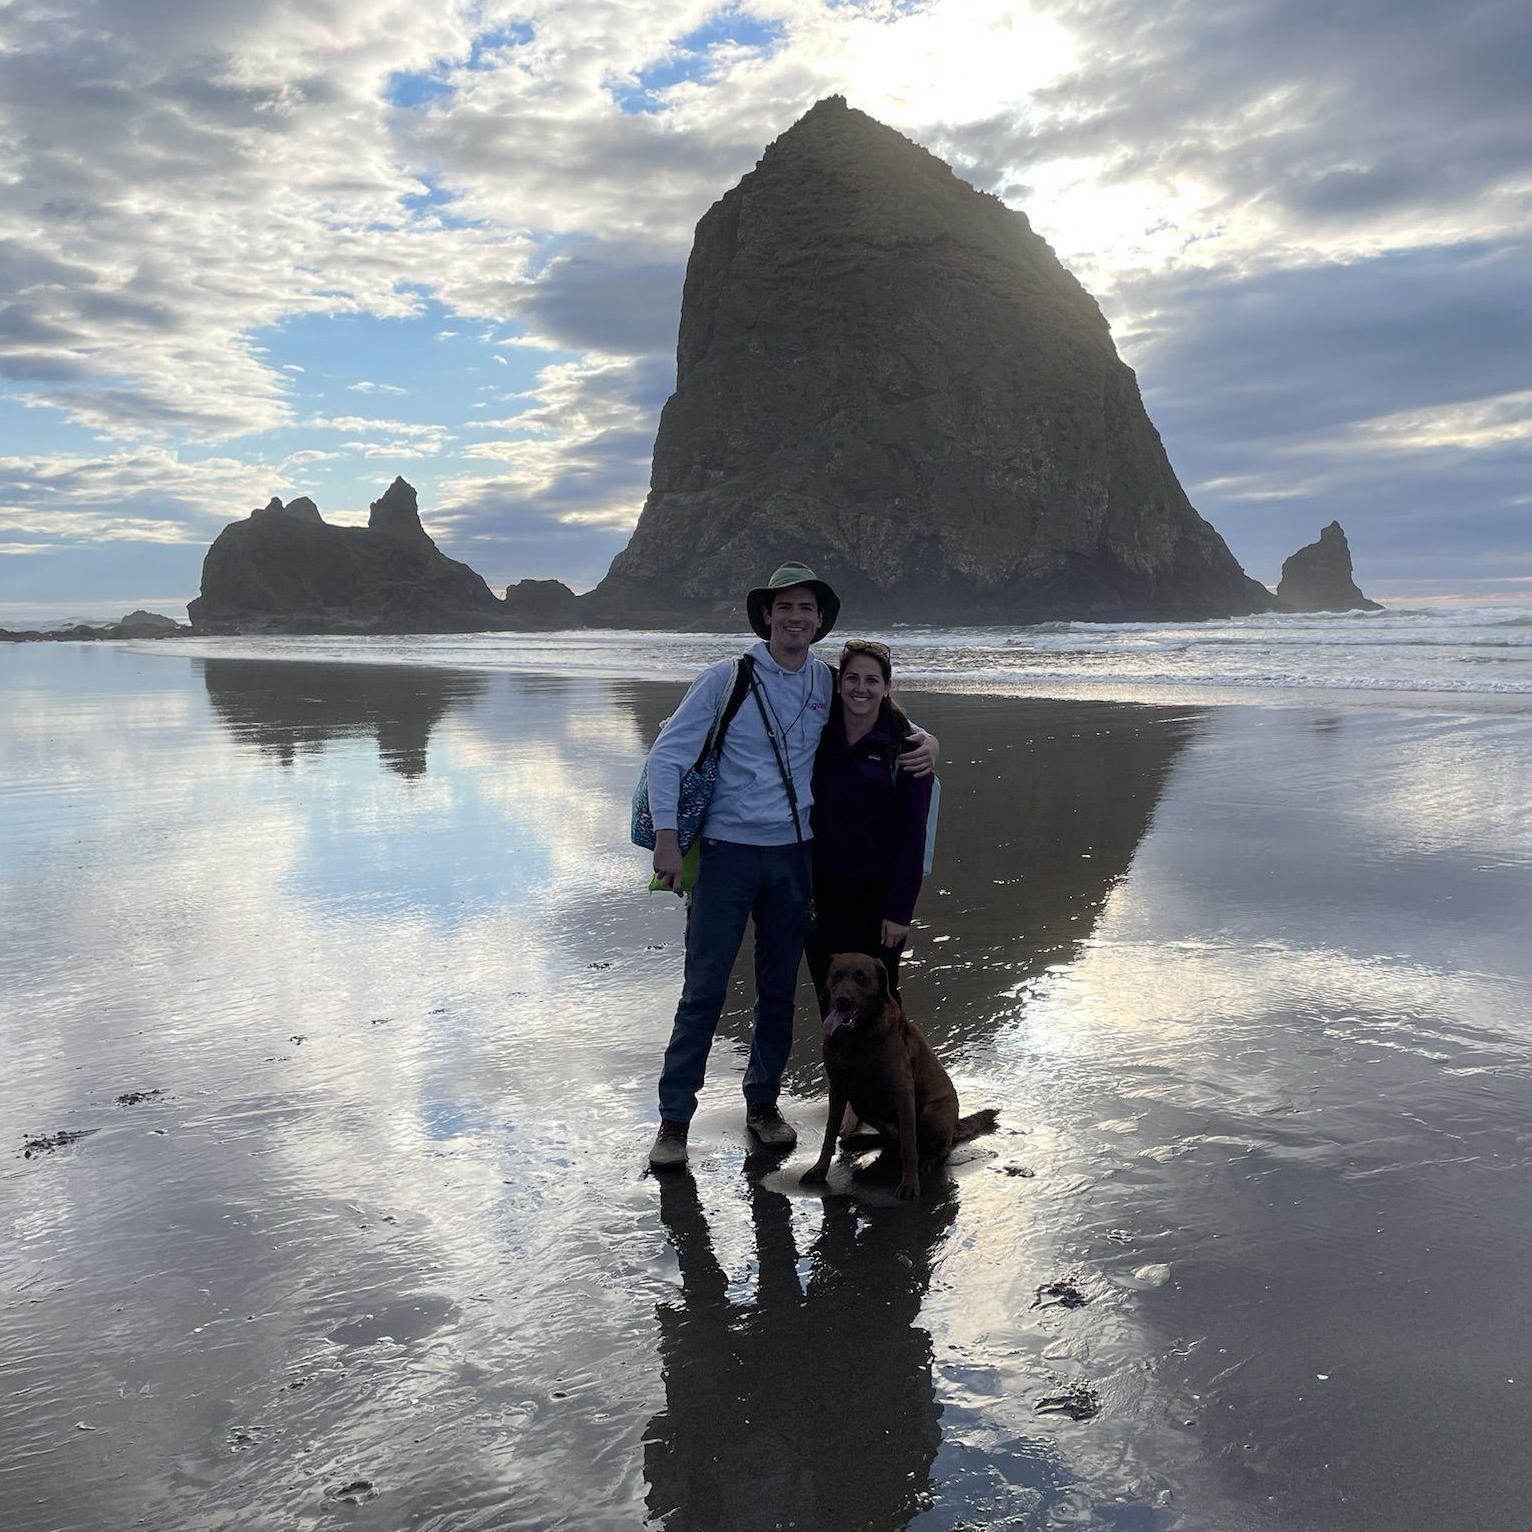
[806,639,933,1011]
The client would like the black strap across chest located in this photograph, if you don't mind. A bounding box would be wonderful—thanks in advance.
[691,654,757,772]
[749,670,805,843]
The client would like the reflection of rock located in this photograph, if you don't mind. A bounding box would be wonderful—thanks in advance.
[588,96,1272,627]
[615,687,1195,1085]
[1276,521,1382,611]
[614,678,684,753]
[188,478,508,634]
[894,695,1197,1056]
[502,578,581,629]
[201,659,488,778]
[645,1174,951,1530]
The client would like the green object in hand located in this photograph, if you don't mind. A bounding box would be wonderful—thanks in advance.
[649,839,701,894]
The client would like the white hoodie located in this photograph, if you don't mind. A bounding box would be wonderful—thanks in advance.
[644,640,833,846]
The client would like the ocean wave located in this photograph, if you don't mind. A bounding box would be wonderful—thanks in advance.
[1170,635,1531,650]
[892,664,1532,695]
[131,599,1532,711]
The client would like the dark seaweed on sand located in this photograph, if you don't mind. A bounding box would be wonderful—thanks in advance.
[21,1128,97,1158]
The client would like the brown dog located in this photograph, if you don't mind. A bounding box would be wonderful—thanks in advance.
[801,952,998,1199]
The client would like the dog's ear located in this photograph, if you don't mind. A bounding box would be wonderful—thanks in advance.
[870,957,889,1007]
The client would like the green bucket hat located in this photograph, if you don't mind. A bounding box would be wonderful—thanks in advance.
[746,561,841,643]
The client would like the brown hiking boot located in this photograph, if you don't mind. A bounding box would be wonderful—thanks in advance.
[745,1102,797,1149]
[648,1119,689,1171]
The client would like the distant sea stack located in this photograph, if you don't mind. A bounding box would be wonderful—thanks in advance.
[502,577,582,629]
[0,608,187,643]
[586,96,1273,626]
[1276,521,1382,612]
[188,478,509,634]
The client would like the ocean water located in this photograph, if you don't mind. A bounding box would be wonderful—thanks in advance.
[138,601,1532,710]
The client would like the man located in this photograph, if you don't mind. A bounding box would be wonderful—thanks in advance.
[644,562,938,1170]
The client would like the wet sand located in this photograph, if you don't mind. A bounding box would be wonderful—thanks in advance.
[3,644,1532,1530]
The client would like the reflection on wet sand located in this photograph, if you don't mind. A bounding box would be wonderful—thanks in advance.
[624,689,1201,1097]
[897,697,1198,1046]
[646,1172,953,1531]
[10,648,1532,1531]
[201,657,489,778]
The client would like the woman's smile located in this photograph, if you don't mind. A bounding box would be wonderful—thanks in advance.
[839,656,888,720]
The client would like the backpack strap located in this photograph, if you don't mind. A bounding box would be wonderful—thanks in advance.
[691,654,755,771]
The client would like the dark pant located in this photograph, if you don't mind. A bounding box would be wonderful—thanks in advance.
[804,874,904,1016]
[657,838,813,1123]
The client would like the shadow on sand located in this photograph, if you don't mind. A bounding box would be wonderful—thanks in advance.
[645,1169,954,1529]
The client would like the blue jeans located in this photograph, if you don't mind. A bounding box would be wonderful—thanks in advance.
[657,838,813,1123]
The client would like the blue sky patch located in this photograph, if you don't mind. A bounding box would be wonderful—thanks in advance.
[608,9,787,114]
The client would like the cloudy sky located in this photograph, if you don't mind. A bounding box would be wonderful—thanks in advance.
[1,0,1529,621]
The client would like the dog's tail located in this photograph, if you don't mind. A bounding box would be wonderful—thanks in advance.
[954,1108,999,1143]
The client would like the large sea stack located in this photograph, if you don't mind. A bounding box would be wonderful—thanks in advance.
[188,478,508,633]
[1275,521,1382,612]
[586,97,1272,626]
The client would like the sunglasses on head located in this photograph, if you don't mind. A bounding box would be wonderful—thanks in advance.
[840,640,891,662]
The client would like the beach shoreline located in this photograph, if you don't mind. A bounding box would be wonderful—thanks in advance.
[75,604,1530,718]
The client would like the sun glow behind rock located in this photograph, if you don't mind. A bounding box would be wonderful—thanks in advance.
[826,1,1078,124]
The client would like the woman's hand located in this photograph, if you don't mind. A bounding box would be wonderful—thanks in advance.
[881,919,909,949]
[897,730,940,777]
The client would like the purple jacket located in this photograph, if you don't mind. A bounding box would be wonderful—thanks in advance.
[810,709,933,926]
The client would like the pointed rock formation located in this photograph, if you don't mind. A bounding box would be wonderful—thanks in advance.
[586,96,1272,627]
[1275,521,1382,612]
[187,481,508,633]
[368,476,432,542]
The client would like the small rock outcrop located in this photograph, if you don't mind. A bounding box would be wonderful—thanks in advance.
[586,96,1272,627]
[116,609,184,636]
[253,495,323,527]
[188,478,509,633]
[0,609,186,642]
[1276,522,1382,611]
[503,578,581,629]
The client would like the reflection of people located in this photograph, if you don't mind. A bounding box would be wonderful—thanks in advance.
[643,565,938,1170]
[644,1173,952,1531]
[805,640,933,1009]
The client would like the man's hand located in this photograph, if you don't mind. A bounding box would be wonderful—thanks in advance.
[897,730,940,778]
[881,918,909,949]
[652,830,684,896]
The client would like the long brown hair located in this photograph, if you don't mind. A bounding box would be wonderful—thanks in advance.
[833,639,915,754]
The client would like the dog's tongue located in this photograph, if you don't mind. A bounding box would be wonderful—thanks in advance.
[824,1006,855,1037]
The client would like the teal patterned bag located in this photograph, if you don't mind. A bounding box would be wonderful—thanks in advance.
[630,656,755,853]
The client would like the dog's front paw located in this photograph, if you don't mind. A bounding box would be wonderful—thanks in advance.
[895,1177,919,1201]
[800,1163,829,1185]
